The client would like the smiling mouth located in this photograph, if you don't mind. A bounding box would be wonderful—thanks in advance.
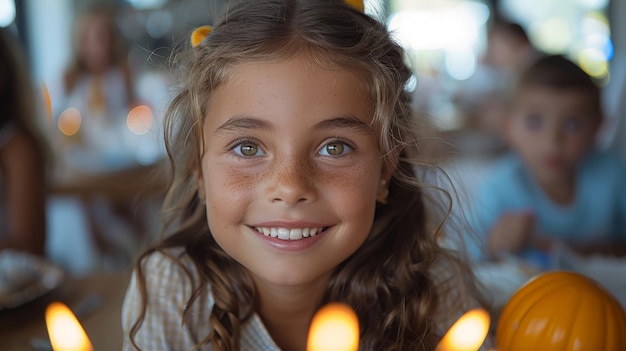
[253,226,329,240]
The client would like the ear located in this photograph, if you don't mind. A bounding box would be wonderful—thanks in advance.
[376,159,396,204]
[380,159,395,183]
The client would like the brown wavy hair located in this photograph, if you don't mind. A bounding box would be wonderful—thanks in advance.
[130,1,482,350]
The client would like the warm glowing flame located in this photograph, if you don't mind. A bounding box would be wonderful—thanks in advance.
[45,302,94,351]
[58,108,82,136]
[126,105,153,135]
[307,302,359,351]
[436,308,490,351]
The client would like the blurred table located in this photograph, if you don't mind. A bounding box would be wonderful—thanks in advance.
[47,159,169,265]
[0,270,130,350]
[50,160,169,203]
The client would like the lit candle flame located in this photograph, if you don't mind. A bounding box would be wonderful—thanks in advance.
[307,302,359,351]
[45,302,94,351]
[436,308,490,351]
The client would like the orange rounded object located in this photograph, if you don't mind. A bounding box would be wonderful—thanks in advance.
[496,271,626,351]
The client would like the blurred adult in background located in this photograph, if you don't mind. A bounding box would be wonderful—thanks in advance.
[0,28,47,256]
[47,3,150,270]
[51,3,138,162]
[455,18,541,138]
[469,55,626,263]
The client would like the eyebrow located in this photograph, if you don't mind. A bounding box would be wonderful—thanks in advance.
[316,115,373,134]
[214,114,273,134]
[214,114,373,135]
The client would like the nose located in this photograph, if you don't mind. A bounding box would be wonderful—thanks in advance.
[545,124,564,150]
[266,155,317,206]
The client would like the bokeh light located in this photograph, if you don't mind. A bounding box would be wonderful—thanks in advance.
[577,0,609,10]
[0,0,15,28]
[307,303,359,351]
[58,108,82,136]
[145,10,173,39]
[530,17,573,54]
[445,49,477,81]
[436,308,490,351]
[578,47,609,78]
[127,105,153,135]
[126,0,167,10]
[45,302,94,351]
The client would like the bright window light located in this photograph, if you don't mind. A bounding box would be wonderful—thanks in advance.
[0,0,15,28]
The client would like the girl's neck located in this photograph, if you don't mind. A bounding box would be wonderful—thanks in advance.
[253,274,330,351]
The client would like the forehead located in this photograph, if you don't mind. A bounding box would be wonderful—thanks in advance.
[514,86,597,114]
[204,54,373,127]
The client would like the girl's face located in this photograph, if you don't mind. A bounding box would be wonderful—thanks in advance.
[199,54,390,288]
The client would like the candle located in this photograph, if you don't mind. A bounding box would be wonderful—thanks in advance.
[436,308,490,351]
[45,302,94,351]
[307,302,359,351]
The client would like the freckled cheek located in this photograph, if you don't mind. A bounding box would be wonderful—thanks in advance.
[202,168,259,235]
[318,164,380,206]
[205,166,262,205]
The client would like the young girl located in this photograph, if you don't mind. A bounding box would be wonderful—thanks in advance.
[122,1,483,350]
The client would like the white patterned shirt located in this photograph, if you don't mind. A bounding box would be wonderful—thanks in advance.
[121,250,281,350]
[121,249,490,350]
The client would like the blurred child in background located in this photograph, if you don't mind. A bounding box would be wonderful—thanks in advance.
[0,28,47,256]
[470,55,626,262]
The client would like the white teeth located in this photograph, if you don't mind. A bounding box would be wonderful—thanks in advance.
[254,226,325,240]
[290,228,303,240]
[277,228,290,240]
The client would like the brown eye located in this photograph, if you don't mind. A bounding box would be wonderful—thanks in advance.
[326,143,343,155]
[234,142,264,157]
[321,142,351,156]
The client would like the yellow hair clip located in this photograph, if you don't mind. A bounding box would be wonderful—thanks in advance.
[345,0,364,12]
[190,25,213,48]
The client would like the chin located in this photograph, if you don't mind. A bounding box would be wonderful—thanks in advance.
[250,264,333,287]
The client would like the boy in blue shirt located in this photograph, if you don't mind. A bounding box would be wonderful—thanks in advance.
[470,55,626,261]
